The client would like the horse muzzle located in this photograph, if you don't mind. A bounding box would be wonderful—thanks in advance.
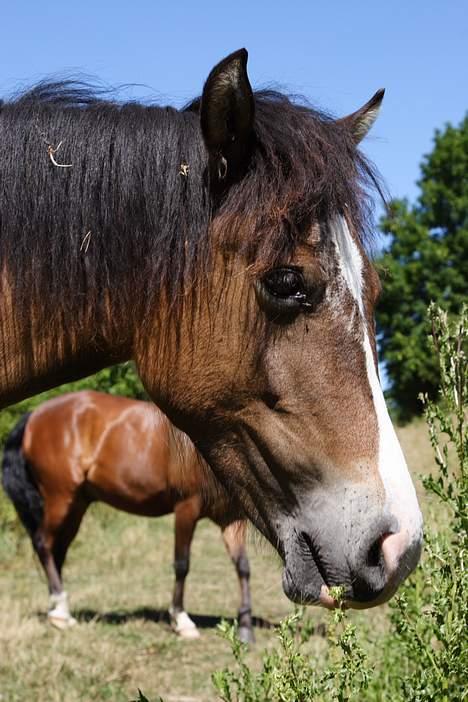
[280,509,423,609]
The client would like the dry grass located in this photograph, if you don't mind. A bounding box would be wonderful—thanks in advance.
[0,419,434,702]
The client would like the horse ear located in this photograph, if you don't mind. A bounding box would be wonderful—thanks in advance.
[201,48,255,181]
[338,89,385,144]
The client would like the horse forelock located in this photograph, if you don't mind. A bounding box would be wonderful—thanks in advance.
[217,91,382,265]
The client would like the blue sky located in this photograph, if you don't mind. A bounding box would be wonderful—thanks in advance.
[1,1,466,210]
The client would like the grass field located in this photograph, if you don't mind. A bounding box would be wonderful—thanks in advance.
[0,419,435,702]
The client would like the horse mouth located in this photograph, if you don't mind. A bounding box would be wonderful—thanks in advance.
[282,565,339,608]
[281,531,338,607]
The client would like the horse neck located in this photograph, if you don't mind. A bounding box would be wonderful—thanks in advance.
[0,100,207,408]
[167,422,227,507]
[0,274,130,407]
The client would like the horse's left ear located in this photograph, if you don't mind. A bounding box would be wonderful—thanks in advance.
[201,48,255,182]
[338,89,385,144]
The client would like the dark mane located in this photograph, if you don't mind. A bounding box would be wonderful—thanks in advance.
[0,80,381,343]
[208,90,382,268]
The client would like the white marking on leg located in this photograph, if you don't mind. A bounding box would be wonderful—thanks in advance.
[169,607,200,639]
[331,216,423,551]
[48,591,77,629]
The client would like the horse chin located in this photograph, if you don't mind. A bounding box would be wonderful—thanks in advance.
[281,560,325,606]
[282,565,346,610]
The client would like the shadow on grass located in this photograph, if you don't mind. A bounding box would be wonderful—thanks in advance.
[72,607,277,631]
[70,608,328,637]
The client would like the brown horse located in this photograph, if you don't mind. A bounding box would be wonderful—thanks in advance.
[2,390,254,642]
[0,49,423,608]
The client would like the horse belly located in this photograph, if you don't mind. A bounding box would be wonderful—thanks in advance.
[85,461,178,518]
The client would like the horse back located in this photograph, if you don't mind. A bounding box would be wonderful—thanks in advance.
[22,390,232,519]
[22,391,169,509]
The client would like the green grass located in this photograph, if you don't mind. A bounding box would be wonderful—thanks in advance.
[0,419,435,702]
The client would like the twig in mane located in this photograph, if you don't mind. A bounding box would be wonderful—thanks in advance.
[80,230,92,253]
[47,141,72,168]
[179,162,190,177]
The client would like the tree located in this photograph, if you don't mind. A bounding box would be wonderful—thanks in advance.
[376,115,468,420]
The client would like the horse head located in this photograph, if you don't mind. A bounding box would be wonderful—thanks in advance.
[138,50,423,609]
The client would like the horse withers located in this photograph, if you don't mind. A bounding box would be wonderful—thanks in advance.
[0,49,423,608]
[2,390,254,642]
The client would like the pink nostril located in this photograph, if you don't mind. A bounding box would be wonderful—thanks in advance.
[381,531,409,577]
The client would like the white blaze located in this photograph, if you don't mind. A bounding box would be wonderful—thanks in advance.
[332,216,423,551]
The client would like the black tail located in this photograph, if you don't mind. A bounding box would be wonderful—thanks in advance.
[2,412,43,536]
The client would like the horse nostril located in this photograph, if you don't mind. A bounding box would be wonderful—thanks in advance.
[366,536,384,568]
[366,530,396,568]
[381,530,410,577]
[351,522,398,603]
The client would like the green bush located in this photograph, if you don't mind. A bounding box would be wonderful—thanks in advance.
[212,594,370,702]
[376,303,467,701]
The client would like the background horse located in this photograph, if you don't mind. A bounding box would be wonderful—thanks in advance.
[0,48,423,607]
[2,390,253,642]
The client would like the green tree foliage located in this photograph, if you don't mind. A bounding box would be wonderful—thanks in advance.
[377,115,468,420]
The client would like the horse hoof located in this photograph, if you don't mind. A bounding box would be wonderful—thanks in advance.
[178,625,201,640]
[238,626,255,645]
[48,614,77,630]
[170,610,200,640]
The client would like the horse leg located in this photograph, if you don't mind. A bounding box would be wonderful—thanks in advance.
[222,522,254,644]
[32,525,63,602]
[52,497,88,577]
[31,521,75,629]
[40,496,87,629]
[169,496,200,640]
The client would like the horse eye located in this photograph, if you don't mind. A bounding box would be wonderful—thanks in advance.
[262,268,306,301]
